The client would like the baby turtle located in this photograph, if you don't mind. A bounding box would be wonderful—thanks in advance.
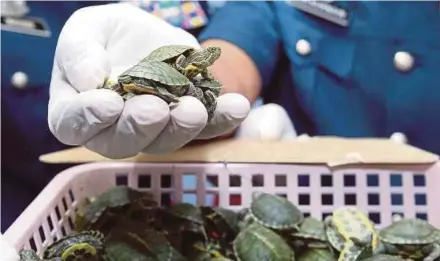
[42,230,105,260]
[246,192,303,231]
[145,44,221,80]
[75,186,157,231]
[291,217,329,249]
[297,248,336,261]
[376,218,440,261]
[233,222,295,261]
[324,207,378,251]
[104,60,197,103]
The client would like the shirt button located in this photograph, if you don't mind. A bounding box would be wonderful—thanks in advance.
[11,71,28,89]
[390,132,407,144]
[394,51,414,72]
[296,39,312,56]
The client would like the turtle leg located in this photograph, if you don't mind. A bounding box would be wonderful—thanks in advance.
[175,55,187,73]
[201,68,215,80]
[423,243,440,261]
[203,90,218,121]
[155,86,180,103]
[185,84,206,104]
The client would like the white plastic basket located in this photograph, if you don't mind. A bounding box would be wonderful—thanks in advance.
[4,162,440,256]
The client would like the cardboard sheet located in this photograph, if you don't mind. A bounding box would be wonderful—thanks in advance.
[39,137,439,167]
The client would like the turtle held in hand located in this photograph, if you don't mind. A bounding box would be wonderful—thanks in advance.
[102,60,198,103]
[145,44,221,80]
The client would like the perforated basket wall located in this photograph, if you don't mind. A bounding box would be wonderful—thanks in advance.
[4,162,440,256]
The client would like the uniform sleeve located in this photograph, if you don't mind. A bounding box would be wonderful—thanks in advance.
[198,1,280,88]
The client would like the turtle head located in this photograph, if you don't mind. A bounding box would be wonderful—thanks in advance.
[206,46,221,62]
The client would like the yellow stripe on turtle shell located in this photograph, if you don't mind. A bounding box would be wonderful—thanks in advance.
[332,207,378,249]
[61,243,97,260]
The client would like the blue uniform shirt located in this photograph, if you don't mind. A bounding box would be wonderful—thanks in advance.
[199,1,440,155]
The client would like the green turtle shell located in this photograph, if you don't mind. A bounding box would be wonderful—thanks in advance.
[378,218,440,245]
[297,248,336,261]
[293,217,328,242]
[119,60,192,87]
[169,203,204,224]
[325,225,346,251]
[42,230,105,260]
[75,186,156,230]
[145,45,195,63]
[250,192,304,231]
[105,228,186,261]
[326,207,378,250]
[233,223,295,261]
[201,206,239,234]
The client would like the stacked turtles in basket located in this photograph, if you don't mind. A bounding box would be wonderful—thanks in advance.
[19,186,440,261]
[101,44,223,120]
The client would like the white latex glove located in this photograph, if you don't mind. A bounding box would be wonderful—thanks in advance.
[0,233,20,261]
[48,3,250,159]
[235,103,297,140]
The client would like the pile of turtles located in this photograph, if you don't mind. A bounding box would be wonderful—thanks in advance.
[20,186,440,261]
[101,44,223,120]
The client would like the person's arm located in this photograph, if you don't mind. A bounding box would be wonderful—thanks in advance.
[198,1,280,104]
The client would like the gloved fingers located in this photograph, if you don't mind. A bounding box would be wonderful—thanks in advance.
[196,93,251,140]
[235,103,297,141]
[142,96,208,154]
[85,95,171,159]
[54,6,111,93]
[48,67,125,146]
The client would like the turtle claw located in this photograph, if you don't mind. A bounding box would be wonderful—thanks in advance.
[423,243,440,261]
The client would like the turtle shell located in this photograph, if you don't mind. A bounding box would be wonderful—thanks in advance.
[378,218,440,245]
[297,248,336,261]
[75,186,157,231]
[293,217,327,242]
[145,45,195,63]
[106,227,186,261]
[43,230,105,260]
[19,250,42,261]
[337,239,374,261]
[119,60,191,87]
[329,207,378,249]
[201,206,239,234]
[325,225,346,251]
[233,223,295,261]
[250,192,304,230]
[360,254,406,261]
[169,203,204,224]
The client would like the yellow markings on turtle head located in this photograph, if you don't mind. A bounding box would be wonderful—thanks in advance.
[122,83,154,94]
[61,243,96,260]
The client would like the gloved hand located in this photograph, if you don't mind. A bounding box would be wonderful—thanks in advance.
[48,3,250,159]
[235,103,298,140]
